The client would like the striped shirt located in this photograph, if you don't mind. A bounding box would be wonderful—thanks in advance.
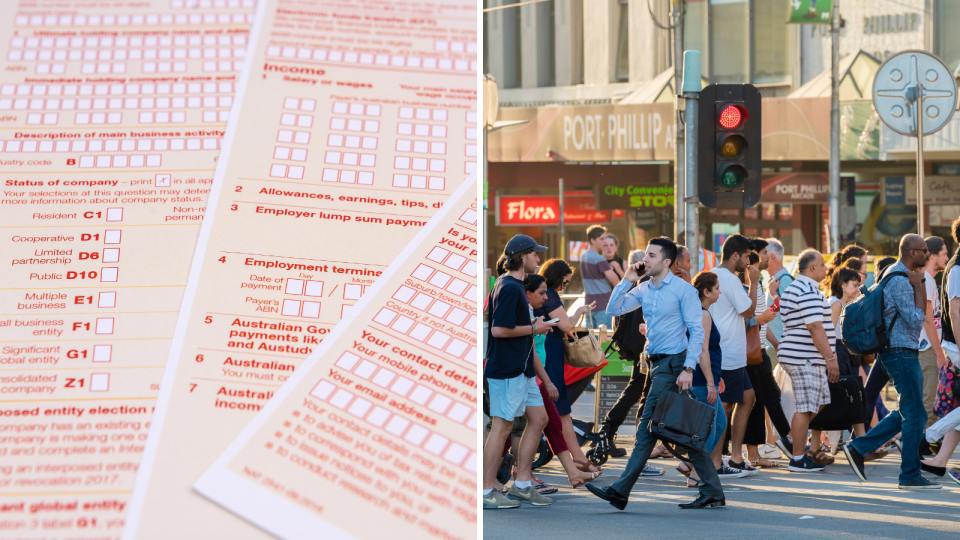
[778,274,835,366]
[755,280,769,348]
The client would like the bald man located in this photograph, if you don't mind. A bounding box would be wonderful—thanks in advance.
[844,234,936,489]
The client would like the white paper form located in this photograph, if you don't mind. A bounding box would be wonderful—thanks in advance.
[121,0,477,537]
[195,176,477,540]
[0,2,254,538]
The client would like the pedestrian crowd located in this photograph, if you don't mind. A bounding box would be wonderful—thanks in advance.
[483,219,960,510]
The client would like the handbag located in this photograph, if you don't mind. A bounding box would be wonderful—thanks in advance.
[809,375,869,431]
[562,309,605,368]
[746,324,762,366]
[933,360,960,418]
[649,389,717,462]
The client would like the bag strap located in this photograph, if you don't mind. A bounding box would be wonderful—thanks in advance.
[876,271,907,336]
[658,441,693,463]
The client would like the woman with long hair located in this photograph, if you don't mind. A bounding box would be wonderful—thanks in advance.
[604,233,627,279]
[822,245,867,291]
[537,258,601,474]
[522,274,601,488]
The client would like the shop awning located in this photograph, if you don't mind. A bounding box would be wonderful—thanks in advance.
[618,67,710,104]
[788,50,881,100]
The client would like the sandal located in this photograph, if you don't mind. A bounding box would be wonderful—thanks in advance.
[676,464,691,478]
[569,470,601,489]
[686,478,702,488]
[573,459,602,474]
[755,458,782,469]
[533,482,558,495]
[649,444,671,459]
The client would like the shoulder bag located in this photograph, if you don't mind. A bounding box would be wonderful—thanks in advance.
[746,324,763,366]
[650,389,717,461]
[562,309,605,368]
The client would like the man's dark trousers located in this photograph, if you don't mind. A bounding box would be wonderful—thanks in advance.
[600,352,647,435]
[611,352,723,499]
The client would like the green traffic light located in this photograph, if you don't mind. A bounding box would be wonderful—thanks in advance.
[720,167,743,188]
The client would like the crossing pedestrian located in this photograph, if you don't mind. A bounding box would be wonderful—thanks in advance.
[843,235,940,489]
[586,237,724,510]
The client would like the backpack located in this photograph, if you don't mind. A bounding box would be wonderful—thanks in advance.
[839,270,907,356]
[611,281,647,360]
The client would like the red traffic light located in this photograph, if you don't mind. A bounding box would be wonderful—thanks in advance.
[718,105,746,129]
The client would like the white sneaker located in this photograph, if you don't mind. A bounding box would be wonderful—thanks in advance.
[641,463,665,476]
[759,443,782,460]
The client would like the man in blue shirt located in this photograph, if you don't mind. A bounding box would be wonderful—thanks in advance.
[586,237,724,510]
[844,234,938,489]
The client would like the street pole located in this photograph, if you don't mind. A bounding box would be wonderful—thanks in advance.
[828,0,841,253]
[559,177,566,261]
[682,50,700,273]
[673,2,685,241]
[483,125,489,276]
[917,88,925,235]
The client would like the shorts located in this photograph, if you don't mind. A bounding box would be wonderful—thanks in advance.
[719,366,753,404]
[782,362,831,414]
[487,375,543,420]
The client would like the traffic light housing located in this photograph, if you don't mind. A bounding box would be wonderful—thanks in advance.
[698,84,761,208]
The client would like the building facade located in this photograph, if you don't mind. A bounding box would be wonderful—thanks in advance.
[484,0,960,277]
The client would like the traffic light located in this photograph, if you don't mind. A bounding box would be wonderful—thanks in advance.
[698,84,761,208]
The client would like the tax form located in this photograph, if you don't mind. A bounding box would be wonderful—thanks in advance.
[120,0,477,536]
[0,1,254,537]
[195,176,477,539]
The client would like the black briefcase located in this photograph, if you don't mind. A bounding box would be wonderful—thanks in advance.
[809,375,869,431]
[649,390,716,461]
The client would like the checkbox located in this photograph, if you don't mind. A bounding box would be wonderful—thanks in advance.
[95,318,114,334]
[102,248,120,263]
[100,268,118,282]
[98,292,116,308]
[371,368,396,388]
[443,442,469,466]
[347,397,372,418]
[446,279,468,295]
[410,293,432,310]
[106,208,123,221]
[393,286,415,303]
[427,332,450,350]
[366,406,391,427]
[390,376,414,397]
[341,304,354,318]
[373,308,397,326]
[301,301,320,318]
[384,416,410,436]
[343,284,362,300]
[329,388,353,409]
[428,301,451,318]
[445,308,468,326]
[335,351,361,371]
[390,316,415,334]
[404,425,429,446]
[354,360,377,380]
[446,402,472,423]
[444,254,466,271]
[310,380,336,401]
[423,433,449,456]
[445,339,469,358]
[427,247,450,263]
[92,344,112,363]
[409,385,433,405]
[285,279,304,295]
[104,230,121,244]
[304,280,323,297]
[409,324,431,342]
[281,300,301,317]
[428,271,451,288]
[90,373,109,392]
[411,264,434,281]
[427,394,452,415]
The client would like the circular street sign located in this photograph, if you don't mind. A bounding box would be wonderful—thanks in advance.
[873,50,957,137]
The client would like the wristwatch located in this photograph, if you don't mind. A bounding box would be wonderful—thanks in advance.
[683,367,694,374]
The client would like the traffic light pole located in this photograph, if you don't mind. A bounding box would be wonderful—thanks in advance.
[682,51,700,273]
[828,0,841,253]
[673,1,685,241]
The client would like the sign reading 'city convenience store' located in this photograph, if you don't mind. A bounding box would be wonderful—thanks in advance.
[595,184,675,210]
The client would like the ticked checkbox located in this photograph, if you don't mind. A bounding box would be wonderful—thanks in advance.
[155,174,171,187]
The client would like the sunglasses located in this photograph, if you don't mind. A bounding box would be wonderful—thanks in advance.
[910,247,929,254]
[561,279,571,287]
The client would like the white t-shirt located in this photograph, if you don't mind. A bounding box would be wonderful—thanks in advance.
[919,270,941,351]
[943,267,960,358]
[709,267,753,370]
[828,296,842,340]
